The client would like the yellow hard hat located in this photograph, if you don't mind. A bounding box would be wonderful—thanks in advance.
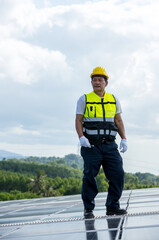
[90,66,109,80]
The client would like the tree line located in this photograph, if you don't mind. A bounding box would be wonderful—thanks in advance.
[24,154,83,168]
[0,158,82,178]
[0,157,159,201]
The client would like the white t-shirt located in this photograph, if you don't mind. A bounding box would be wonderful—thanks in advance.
[76,93,122,115]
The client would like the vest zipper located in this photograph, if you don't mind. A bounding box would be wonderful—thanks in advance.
[101,98,106,137]
[94,106,96,117]
[101,98,105,122]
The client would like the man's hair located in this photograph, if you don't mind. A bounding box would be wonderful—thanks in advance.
[91,74,107,81]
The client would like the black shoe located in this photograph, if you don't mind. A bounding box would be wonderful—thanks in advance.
[84,209,95,219]
[106,207,127,216]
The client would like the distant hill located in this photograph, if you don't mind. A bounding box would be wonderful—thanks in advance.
[25,154,83,168]
[0,150,25,160]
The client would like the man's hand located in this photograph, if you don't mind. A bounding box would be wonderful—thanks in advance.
[120,139,127,153]
[80,136,91,148]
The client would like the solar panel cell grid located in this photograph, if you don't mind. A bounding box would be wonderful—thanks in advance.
[0,188,159,240]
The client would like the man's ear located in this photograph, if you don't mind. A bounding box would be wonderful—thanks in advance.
[105,80,108,87]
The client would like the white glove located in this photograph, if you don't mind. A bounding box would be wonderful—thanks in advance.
[120,139,127,153]
[80,136,91,148]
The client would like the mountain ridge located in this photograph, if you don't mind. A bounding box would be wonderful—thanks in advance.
[0,149,25,160]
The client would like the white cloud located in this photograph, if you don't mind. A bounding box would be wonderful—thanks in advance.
[61,0,159,38]
[0,0,41,35]
[0,0,159,175]
[120,135,159,175]
[116,50,155,98]
[156,116,159,125]
[10,125,40,135]
[0,38,71,85]
[0,125,40,136]
[1,0,159,37]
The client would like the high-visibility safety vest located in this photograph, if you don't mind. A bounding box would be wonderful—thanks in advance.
[83,91,118,145]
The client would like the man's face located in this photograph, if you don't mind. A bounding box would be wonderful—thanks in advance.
[91,76,108,93]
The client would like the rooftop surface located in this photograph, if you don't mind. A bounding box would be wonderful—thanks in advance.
[1,188,159,240]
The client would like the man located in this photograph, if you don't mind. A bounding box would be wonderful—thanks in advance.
[75,66,127,218]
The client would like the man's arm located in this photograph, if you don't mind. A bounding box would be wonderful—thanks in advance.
[114,113,126,139]
[75,114,84,138]
[75,114,91,148]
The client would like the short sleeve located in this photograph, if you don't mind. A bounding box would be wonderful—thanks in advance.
[76,95,86,115]
[114,95,122,114]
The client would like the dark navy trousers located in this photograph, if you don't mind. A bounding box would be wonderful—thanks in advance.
[81,142,125,210]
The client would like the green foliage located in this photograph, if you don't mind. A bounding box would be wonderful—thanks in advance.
[0,159,82,179]
[0,170,31,192]
[57,177,82,195]
[124,172,159,190]
[23,154,83,168]
[29,170,58,197]
[0,158,159,201]
[0,191,40,201]
[96,172,109,192]
[64,154,83,168]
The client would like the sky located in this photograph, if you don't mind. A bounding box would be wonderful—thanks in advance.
[0,0,159,174]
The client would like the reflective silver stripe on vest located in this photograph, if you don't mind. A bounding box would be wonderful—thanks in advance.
[83,128,117,136]
[83,117,114,122]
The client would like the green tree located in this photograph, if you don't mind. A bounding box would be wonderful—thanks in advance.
[29,170,47,196]
[96,173,109,192]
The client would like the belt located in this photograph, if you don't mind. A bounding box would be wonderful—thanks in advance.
[101,138,114,144]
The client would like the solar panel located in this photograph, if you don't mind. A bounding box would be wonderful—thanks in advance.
[0,188,159,239]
